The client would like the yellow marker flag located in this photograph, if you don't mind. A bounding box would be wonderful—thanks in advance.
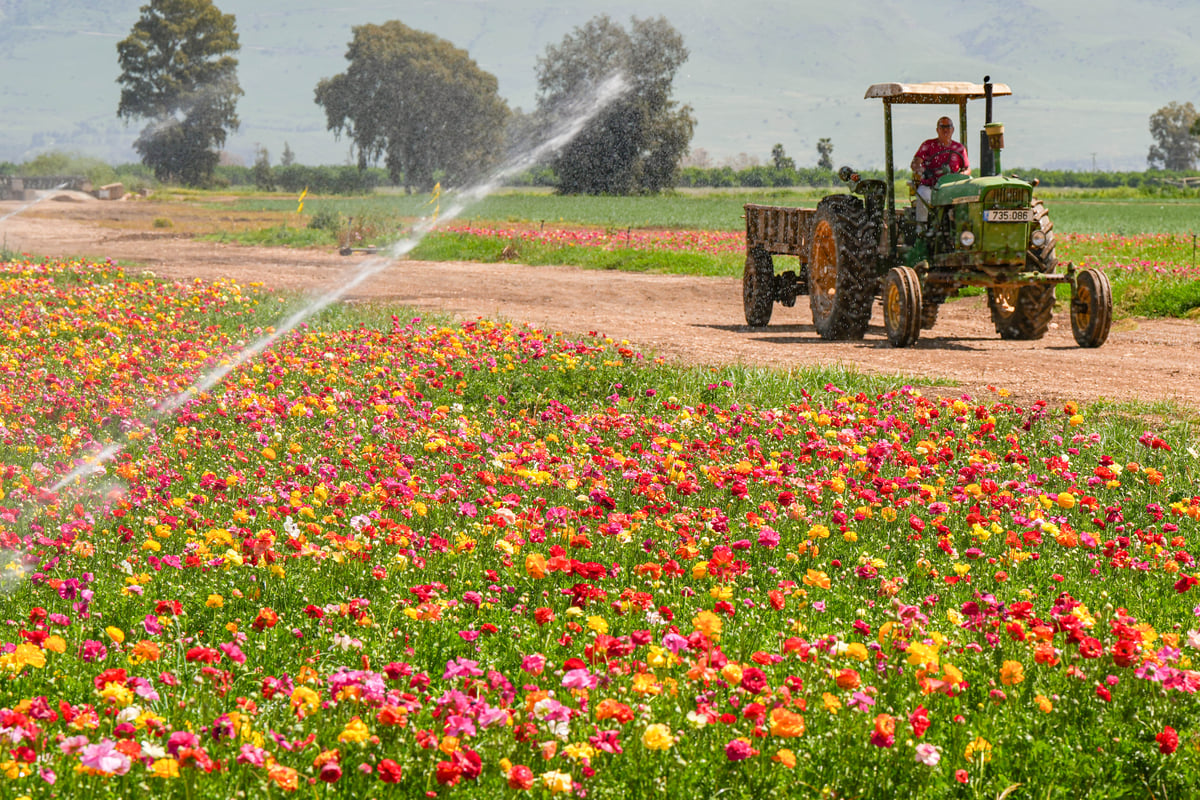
[426,182,441,222]
[297,186,308,214]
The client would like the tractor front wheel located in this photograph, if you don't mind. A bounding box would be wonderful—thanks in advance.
[1070,268,1113,348]
[743,247,775,327]
[808,197,874,340]
[988,198,1056,340]
[882,266,922,348]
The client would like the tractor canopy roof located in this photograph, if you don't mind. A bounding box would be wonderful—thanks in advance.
[864,81,1012,104]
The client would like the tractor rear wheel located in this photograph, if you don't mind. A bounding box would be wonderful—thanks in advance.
[882,266,922,348]
[1071,268,1113,347]
[988,198,1056,340]
[743,247,775,326]
[808,197,875,340]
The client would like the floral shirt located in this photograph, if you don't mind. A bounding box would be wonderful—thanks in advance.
[913,138,969,186]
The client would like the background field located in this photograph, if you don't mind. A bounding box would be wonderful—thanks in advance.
[218,188,1200,235]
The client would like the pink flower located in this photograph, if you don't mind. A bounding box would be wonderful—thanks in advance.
[562,668,598,690]
[79,740,131,775]
[237,744,267,767]
[60,736,90,755]
[915,743,941,766]
[725,738,756,761]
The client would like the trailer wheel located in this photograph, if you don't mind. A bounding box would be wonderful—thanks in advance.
[988,198,1056,339]
[1071,268,1113,348]
[743,247,775,326]
[883,266,922,347]
[808,197,874,340]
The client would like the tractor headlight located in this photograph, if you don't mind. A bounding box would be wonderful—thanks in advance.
[959,230,976,248]
[1030,230,1047,248]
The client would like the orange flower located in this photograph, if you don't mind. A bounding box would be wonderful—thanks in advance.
[834,668,860,691]
[769,708,806,738]
[525,553,547,579]
[1000,660,1025,686]
[376,705,408,727]
[131,640,161,663]
[594,699,634,724]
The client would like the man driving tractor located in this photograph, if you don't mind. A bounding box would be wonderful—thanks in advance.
[911,115,970,223]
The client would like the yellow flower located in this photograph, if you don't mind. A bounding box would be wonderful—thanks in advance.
[964,736,993,763]
[290,686,320,717]
[562,743,595,762]
[721,663,744,686]
[586,616,608,635]
[542,770,573,794]
[642,723,675,751]
[105,626,125,644]
[12,643,46,670]
[338,716,370,743]
[821,692,842,714]
[206,594,224,608]
[844,642,868,662]
[1000,660,1025,686]
[151,758,180,778]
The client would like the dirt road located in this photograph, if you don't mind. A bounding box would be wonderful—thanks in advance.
[3,194,1198,409]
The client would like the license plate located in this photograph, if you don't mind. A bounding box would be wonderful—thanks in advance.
[984,208,1032,222]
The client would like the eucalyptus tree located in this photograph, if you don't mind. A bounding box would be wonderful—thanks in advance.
[315,21,510,193]
[116,0,242,186]
[535,15,695,195]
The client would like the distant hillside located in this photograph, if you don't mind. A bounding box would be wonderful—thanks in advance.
[1,0,1196,171]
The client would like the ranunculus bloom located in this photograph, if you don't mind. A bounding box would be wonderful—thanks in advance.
[642,723,675,751]
[725,738,756,761]
[507,764,535,790]
[1000,660,1025,686]
[915,743,941,766]
[769,708,805,738]
[377,759,403,783]
[1157,726,1179,754]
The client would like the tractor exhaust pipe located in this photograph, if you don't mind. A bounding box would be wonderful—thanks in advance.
[980,75,995,177]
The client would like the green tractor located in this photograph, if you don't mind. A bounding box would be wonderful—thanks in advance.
[742,77,1112,348]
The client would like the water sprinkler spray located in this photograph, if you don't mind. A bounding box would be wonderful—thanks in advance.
[44,72,632,495]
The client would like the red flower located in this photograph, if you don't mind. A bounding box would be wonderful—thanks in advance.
[319,760,343,783]
[435,759,462,786]
[909,705,931,738]
[956,769,969,783]
[1111,639,1139,668]
[1078,637,1104,659]
[508,764,535,790]
[377,759,403,783]
[1157,726,1179,754]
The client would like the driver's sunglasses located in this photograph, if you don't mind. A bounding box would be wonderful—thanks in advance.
[938,123,953,128]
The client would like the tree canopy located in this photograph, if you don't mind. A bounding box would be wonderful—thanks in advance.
[1147,101,1199,171]
[314,21,510,193]
[116,0,242,186]
[535,15,695,195]
[817,138,834,171]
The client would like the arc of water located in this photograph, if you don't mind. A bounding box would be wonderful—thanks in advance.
[48,74,630,493]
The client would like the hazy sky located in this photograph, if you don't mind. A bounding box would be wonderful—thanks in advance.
[1,0,1197,170]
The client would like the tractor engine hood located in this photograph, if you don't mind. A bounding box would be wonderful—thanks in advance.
[931,173,1032,206]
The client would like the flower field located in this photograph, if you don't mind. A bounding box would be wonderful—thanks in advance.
[1,257,1199,799]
